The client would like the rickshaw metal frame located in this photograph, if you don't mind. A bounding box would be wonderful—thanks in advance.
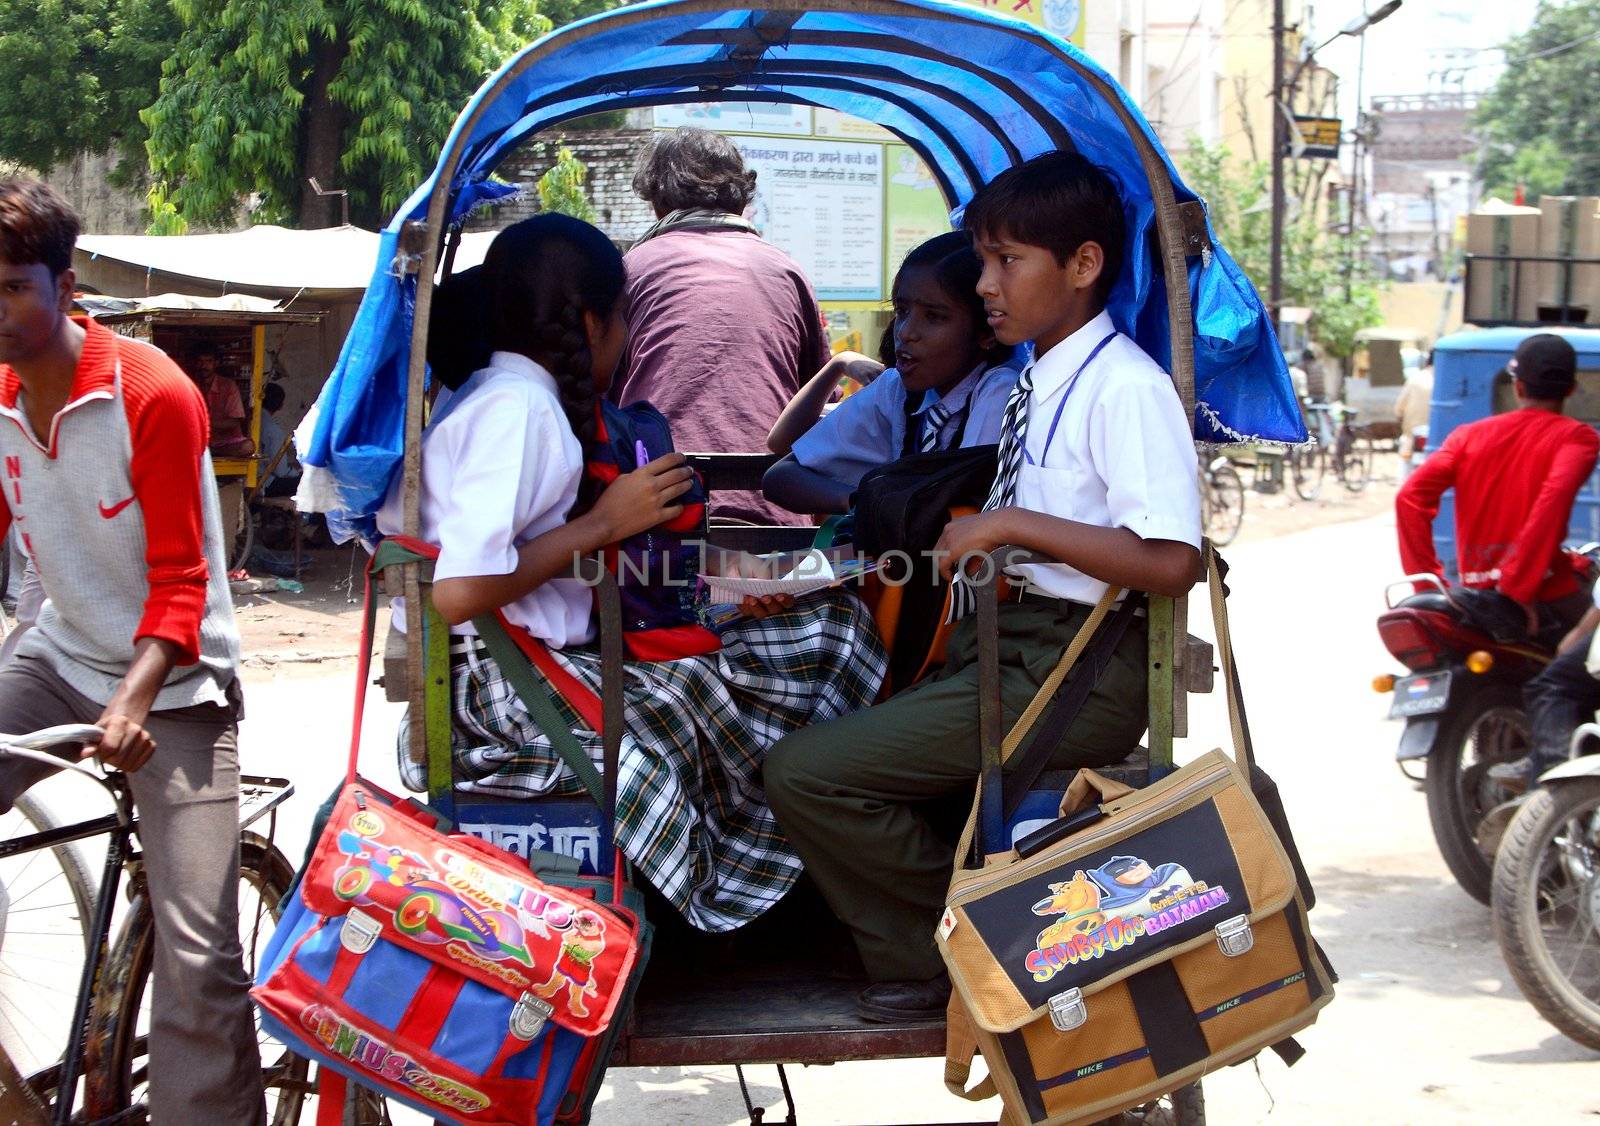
[393,0,1205,774]
[371,2,1219,1113]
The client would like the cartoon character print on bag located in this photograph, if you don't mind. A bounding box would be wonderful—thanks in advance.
[332,829,539,968]
[1024,852,1233,984]
[1086,855,1196,920]
[533,910,608,1018]
[1031,871,1107,949]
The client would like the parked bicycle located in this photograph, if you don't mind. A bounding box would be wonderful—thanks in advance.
[1288,403,1373,500]
[0,725,300,1125]
[1199,450,1245,546]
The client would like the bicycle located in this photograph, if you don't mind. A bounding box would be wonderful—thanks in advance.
[1199,451,1244,546]
[0,724,301,1125]
[1290,403,1373,499]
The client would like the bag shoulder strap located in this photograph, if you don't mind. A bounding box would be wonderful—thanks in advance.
[960,585,1119,866]
[365,536,608,810]
[1207,547,1255,774]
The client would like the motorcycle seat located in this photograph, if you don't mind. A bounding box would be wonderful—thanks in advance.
[1393,591,1454,614]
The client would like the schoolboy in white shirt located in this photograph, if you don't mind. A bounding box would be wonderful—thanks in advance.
[763,152,1202,1023]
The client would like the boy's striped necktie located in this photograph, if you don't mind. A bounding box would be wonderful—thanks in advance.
[947,364,1033,623]
[919,401,952,453]
[982,366,1034,510]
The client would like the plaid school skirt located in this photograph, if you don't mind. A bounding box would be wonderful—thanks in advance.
[396,591,887,932]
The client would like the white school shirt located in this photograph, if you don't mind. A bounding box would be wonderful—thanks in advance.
[375,351,595,646]
[789,361,1019,489]
[1008,311,1202,603]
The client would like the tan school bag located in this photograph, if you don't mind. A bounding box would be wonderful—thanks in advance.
[938,556,1335,1126]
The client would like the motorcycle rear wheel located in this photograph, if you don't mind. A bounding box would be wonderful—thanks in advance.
[1424,685,1528,904]
[1492,778,1600,1049]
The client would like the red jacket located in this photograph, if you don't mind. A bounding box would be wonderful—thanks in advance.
[1396,408,1600,604]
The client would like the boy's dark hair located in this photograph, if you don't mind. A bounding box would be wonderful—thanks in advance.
[894,231,1012,366]
[632,127,757,216]
[263,382,287,413]
[961,151,1125,305]
[485,213,625,447]
[0,179,80,276]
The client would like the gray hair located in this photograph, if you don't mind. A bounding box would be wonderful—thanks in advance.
[632,127,757,215]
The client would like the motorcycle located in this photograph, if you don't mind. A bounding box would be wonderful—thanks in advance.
[1376,575,1551,903]
[1492,722,1600,1049]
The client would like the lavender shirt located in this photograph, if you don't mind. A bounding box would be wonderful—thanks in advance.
[616,228,830,525]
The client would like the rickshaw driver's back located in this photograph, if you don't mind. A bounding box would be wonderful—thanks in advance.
[763,152,1203,1023]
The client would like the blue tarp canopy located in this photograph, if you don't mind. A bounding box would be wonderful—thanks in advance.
[299,0,1304,536]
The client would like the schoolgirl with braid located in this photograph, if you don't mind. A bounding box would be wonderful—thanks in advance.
[375,214,887,932]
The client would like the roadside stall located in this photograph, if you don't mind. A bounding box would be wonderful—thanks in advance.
[87,301,324,568]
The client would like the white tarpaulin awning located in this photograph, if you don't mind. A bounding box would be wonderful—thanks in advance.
[76,225,496,295]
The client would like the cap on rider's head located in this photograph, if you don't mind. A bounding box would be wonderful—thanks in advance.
[1503,333,1578,399]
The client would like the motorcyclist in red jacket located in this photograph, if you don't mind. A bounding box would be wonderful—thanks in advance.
[1395,334,1598,641]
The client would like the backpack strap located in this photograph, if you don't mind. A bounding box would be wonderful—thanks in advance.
[943,993,999,1102]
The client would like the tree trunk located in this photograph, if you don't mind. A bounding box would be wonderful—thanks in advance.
[298,33,350,228]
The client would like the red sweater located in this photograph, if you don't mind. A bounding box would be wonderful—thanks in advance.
[1396,408,1600,604]
[0,318,213,664]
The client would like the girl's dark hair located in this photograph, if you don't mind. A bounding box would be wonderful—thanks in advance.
[632,127,758,215]
[484,214,625,446]
[961,151,1126,305]
[893,231,1010,366]
[427,264,490,392]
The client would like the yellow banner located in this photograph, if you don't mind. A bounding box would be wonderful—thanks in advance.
[956,0,1084,45]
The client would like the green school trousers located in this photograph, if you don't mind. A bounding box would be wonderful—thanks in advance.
[764,595,1149,982]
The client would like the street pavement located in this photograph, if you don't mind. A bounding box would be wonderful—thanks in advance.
[237,509,1600,1124]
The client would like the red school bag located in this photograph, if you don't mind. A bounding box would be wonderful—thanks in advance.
[251,540,644,1125]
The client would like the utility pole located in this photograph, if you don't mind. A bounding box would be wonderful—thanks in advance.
[1270,0,1286,324]
[1270,2,1403,330]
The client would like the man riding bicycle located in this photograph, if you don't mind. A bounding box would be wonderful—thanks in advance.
[0,180,263,1122]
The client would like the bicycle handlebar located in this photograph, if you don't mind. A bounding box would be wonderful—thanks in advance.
[1,724,105,751]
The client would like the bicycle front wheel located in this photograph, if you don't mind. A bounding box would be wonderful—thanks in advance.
[0,792,97,1081]
[1289,443,1324,501]
[1203,465,1245,547]
[85,832,306,1124]
[1338,435,1374,493]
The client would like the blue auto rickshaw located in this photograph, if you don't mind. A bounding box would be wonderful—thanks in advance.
[293,1,1308,1121]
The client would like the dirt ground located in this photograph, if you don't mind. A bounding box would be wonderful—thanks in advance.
[231,450,1407,662]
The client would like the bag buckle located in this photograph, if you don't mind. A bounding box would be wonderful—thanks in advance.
[1047,987,1087,1032]
[510,993,555,1040]
[339,908,382,956]
[1214,914,1255,958]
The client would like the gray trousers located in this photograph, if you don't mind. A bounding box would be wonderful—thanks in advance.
[0,656,265,1124]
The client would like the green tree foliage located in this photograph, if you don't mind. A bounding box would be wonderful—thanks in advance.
[536,147,596,222]
[1182,137,1381,362]
[1478,1,1600,198]
[0,0,177,175]
[142,0,553,230]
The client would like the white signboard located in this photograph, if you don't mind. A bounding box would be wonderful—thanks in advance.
[652,103,813,136]
[732,136,885,301]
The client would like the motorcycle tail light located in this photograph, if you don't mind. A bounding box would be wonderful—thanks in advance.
[1377,614,1450,671]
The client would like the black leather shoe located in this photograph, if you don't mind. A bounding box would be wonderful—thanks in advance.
[856,973,950,1023]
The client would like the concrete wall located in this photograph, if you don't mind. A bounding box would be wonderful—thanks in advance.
[47,149,148,236]
[464,128,657,246]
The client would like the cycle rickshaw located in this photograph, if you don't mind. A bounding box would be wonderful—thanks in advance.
[296,1,1307,1120]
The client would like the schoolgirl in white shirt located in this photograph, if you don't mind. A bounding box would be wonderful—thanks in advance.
[375,215,886,932]
[762,231,1021,515]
